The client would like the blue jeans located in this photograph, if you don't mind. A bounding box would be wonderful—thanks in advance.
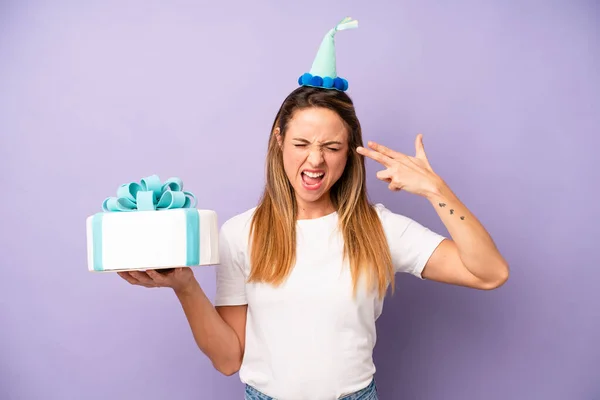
[244,378,378,399]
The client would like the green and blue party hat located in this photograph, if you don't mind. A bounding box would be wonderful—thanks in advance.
[298,17,358,92]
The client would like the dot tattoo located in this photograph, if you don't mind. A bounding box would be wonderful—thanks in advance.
[438,203,464,219]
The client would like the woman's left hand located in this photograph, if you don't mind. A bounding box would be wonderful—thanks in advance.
[357,133,442,197]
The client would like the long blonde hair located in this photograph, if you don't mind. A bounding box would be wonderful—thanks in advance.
[248,86,394,299]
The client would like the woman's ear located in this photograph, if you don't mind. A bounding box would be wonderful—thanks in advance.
[274,127,283,148]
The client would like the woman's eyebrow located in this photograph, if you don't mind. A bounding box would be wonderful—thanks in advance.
[291,138,343,146]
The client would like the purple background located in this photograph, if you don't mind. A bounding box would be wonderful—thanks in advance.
[1,1,598,399]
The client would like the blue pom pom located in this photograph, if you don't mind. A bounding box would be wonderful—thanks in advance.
[322,77,334,88]
[310,76,323,87]
[298,75,303,85]
[341,78,349,91]
[300,73,313,85]
[333,77,345,90]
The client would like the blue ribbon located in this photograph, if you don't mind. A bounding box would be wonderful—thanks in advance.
[102,175,197,212]
[92,175,201,271]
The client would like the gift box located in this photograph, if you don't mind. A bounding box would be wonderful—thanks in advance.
[86,175,219,272]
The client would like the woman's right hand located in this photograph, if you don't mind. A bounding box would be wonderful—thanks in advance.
[117,267,198,295]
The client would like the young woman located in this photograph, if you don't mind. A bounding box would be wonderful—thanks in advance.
[118,85,509,399]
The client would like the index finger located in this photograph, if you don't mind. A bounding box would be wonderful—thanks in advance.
[368,141,407,160]
[356,145,392,167]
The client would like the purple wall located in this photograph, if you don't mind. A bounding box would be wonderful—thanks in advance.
[1,1,598,399]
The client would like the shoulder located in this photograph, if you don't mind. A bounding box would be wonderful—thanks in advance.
[219,206,257,248]
[372,203,415,232]
[221,206,256,231]
[371,202,445,276]
[371,202,442,239]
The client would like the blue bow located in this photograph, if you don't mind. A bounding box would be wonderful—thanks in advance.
[102,175,197,212]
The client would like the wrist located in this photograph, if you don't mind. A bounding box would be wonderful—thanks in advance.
[422,175,448,201]
[174,278,201,299]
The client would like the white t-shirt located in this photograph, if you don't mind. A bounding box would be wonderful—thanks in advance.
[215,203,445,400]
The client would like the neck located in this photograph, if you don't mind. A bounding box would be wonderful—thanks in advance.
[296,194,335,220]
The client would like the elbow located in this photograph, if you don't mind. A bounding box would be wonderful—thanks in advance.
[219,366,240,377]
[481,261,510,290]
[214,360,241,376]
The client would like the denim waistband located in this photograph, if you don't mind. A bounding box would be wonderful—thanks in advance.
[244,378,378,400]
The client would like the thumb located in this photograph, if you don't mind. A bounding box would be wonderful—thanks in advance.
[415,133,427,160]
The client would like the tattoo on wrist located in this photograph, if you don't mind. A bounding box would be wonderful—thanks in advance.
[438,202,465,220]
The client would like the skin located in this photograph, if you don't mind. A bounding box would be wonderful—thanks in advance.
[356,135,509,289]
[118,106,509,377]
[275,107,349,219]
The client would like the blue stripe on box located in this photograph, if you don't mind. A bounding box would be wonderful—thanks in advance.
[92,213,104,271]
[91,210,200,271]
[185,209,200,266]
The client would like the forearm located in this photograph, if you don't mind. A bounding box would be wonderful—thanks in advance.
[425,178,509,284]
[174,281,242,374]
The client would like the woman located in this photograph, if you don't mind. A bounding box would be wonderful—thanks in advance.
[118,85,509,399]
[118,18,509,400]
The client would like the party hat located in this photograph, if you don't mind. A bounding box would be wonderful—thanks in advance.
[298,17,358,92]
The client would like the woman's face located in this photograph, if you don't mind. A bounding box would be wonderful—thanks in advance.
[276,107,349,211]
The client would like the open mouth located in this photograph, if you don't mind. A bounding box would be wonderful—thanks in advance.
[301,170,325,190]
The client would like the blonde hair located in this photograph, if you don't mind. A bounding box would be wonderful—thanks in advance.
[248,86,394,299]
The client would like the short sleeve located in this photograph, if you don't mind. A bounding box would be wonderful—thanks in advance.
[375,203,446,279]
[214,221,248,306]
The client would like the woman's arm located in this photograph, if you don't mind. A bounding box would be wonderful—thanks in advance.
[174,279,247,375]
[120,269,247,375]
[421,182,509,290]
[357,134,509,290]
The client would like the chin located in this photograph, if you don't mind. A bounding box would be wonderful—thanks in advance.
[296,192,326,204]
[293,180,330,204]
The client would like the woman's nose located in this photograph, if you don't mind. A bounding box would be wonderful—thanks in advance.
[307,147,325,166]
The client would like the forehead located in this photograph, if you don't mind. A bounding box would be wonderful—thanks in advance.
[286,107,348,142]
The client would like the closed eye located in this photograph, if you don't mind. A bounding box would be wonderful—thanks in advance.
[294,144,339,151]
